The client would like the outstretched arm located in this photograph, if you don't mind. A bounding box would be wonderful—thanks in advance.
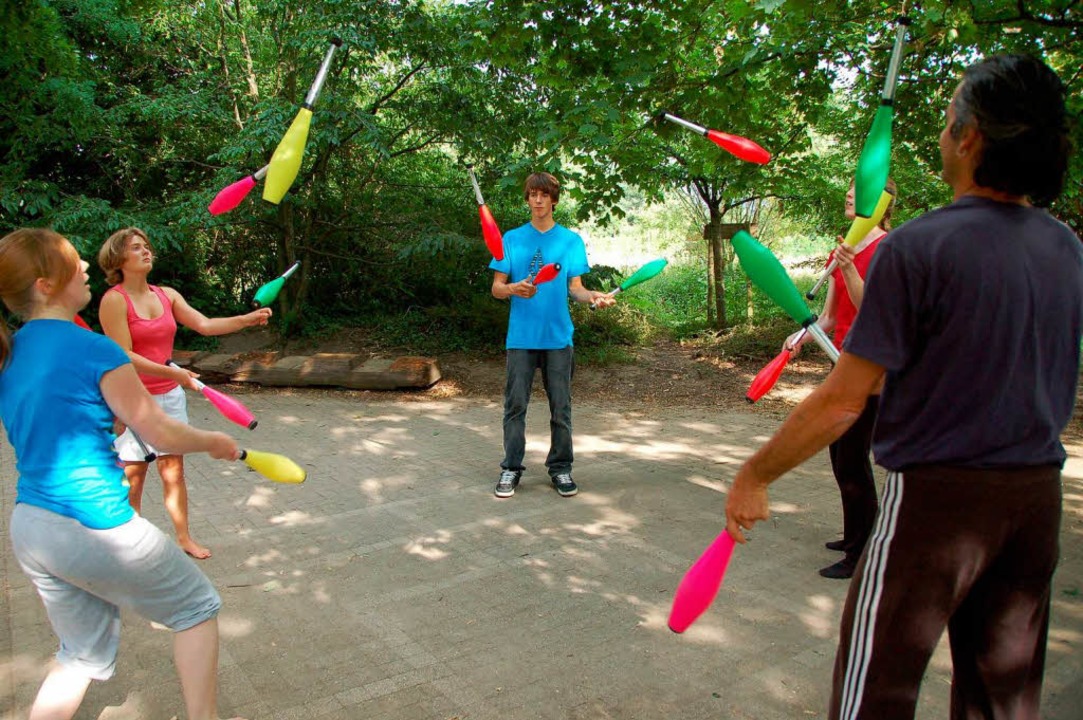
[725,351,885,542]
[568,276,614,307]
[165,287,271,336]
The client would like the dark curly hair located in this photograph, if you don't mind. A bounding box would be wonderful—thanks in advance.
[950,55,1071,207]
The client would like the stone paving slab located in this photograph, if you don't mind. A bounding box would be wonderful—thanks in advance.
[2,390,1081,719]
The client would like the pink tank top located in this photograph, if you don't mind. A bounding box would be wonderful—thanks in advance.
[107,285,178,395]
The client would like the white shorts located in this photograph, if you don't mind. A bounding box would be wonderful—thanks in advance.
[113,385,188,462]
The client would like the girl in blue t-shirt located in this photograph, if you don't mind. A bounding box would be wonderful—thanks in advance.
[0,229,246,720]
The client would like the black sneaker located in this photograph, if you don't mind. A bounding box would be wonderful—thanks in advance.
[495,469,521,498]
[825,539,848,552]
[819,558,856,580]
[551,473,578,497]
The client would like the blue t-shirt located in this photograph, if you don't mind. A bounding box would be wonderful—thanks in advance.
[845,197,1083,470]
[0,319,134,529]
[489,222,590,350]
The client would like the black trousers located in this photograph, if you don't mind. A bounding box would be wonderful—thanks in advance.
[828,395,880,563]
[829,465,1061,720]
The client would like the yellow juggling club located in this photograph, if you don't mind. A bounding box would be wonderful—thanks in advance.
[806,189,893,301]
[842,189,894,248]
[240,449,307,484]
[263,37,343,204]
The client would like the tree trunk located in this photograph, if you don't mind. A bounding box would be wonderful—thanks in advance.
[718,221,754,328]
[704,224,715,327]
[704,209,726,330]
[274,203,305,335]
[712,229,726,329]
[214,1,243,128]
[232,0,260,101]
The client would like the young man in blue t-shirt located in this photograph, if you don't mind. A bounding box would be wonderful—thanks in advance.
[489,172,615,498]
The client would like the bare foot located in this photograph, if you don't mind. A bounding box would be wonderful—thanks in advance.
[180,539,212,559]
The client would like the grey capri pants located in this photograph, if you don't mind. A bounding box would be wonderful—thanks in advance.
[10,503,221,680]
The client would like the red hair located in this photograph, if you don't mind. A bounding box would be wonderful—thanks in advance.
[0,228,81,367]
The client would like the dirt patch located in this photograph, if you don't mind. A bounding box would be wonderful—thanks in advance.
[436,342,836,419]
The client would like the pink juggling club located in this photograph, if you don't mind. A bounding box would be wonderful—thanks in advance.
[168,361,258,430]
[208,165,269,216]
[668,529,736,633]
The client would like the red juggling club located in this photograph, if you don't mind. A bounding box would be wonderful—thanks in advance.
[663,113,771,165]
[532,262,561,285]
[747,350,790,403]
[746,328,806,403]
[467,165,504,261]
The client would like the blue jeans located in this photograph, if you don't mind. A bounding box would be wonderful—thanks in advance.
[501,347,574,477]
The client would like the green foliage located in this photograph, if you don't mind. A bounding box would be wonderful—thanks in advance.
[1,0,1078,357]
[713,315,800,360]
[621,263,709,337]
[366,295,507,356]
[574,343,638,366]
[580,265,623,292]
[574,300,655,343]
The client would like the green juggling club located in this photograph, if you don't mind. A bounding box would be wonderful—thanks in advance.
[590,258,668,309]
[853,16,910,218]
[731,230,839,362]
[253,261,301,307]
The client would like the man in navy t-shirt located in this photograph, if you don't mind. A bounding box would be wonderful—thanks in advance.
[725,55,1082,719]
[489,172,615,498]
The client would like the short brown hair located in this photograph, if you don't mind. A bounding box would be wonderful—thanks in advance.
[98,227,152,286]
[524,172,560,204]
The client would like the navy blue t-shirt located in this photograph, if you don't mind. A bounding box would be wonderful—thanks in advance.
[845,196,1083,470]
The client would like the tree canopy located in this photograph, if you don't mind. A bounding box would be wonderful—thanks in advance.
[2,0,1079,337]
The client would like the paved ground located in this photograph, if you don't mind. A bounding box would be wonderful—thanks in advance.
[2,389,1081,719]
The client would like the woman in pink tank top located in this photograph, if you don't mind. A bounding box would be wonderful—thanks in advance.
[97,228,271,559]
